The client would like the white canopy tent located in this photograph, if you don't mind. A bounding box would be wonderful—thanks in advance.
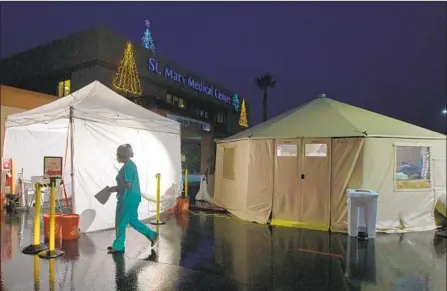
[3,81,182,233]
[214,96,446,233]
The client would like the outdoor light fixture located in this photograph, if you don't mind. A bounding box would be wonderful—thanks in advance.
[442,108,447,116]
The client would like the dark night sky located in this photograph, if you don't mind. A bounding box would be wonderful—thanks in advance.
[1,2,446,132]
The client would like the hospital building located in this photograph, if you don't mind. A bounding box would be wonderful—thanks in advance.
[0,25,249,174]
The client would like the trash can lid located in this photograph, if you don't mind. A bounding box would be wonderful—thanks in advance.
[346,189,379,197]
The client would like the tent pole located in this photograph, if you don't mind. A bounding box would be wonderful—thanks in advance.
[69,106,75,213]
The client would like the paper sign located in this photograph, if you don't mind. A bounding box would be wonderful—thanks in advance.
[43,156,63,178]
[2,158,11,171]
[95,186,112,205]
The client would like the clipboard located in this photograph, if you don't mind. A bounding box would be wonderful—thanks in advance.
[95,186,112,205]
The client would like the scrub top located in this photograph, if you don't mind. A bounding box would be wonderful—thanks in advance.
[116,160,141,202]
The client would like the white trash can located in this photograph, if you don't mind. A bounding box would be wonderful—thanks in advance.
[347,189,379,239]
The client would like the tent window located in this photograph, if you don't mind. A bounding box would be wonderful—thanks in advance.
[305,143,327,157]
[223,147,235,180]
[395,146,431,190]
[276,144,297,157]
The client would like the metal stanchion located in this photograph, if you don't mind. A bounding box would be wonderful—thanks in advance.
[150,173,165,225]
[34,255,40,291]
[38,178,64,259]
[22,183,48,254]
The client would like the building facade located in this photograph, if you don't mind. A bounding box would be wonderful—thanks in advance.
[0,25,250,174]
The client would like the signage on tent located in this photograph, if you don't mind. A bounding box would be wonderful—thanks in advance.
[43,156,63,178]
[148,58,238,107]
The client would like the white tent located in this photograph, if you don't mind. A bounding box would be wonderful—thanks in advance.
[214,96,446,233]
[3,81,182,233]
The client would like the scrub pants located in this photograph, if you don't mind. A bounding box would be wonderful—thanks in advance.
[112,198,156,251]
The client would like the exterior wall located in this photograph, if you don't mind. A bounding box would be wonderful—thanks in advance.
[1,86,57,155]
[71,66,113,91]
[0,28,100,93]
[0,25,245,136]
[0,25,248,176]
[95,26,236,108]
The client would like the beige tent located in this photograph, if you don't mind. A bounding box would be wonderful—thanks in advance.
[213,96,446,233]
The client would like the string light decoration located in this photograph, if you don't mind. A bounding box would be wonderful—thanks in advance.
[142,20,156,53]
[113,42,143,96]
[239,99,248,127]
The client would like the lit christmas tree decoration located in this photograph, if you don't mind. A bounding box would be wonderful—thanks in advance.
[142,20,156,53]
[232,94,240,111]
[239,99,248,127]
[113,42,143,96]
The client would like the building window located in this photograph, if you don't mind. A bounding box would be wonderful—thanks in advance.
[166,93,185,109]
[178,98,185,109]
[57,80,71,97]
[217,112,226,124]
[395,145,431,190]
[166,94,173,104]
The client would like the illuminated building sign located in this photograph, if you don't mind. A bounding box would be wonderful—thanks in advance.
[167,114,211,132]
[148,58,239,109]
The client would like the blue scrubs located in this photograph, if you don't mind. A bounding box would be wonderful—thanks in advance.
[112,160,156,251]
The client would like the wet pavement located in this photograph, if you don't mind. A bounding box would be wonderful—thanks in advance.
[1,210,446,291]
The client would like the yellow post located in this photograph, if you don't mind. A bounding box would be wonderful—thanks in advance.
[150,173,165,225]
[49,259,55,291]
[48,181,56,252]
[22,183,48,255]
[38,179,64,259]
[155,173,160,222]
[10,159,15,195]
[34,255,40,291]
[184,169,189,197]
[34,184,42,245]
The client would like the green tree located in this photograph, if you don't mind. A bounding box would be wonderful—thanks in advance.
[255,73,277,122]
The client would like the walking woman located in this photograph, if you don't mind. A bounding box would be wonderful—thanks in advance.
[107,144,158,253]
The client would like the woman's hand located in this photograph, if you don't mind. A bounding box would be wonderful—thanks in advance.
[108,186,118,193]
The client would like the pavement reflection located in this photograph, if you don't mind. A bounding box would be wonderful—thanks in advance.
[1,210,446,290]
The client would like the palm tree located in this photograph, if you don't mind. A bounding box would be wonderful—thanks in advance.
[255,73,277,122]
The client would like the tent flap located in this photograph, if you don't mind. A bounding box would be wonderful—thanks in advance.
[330,138,365,232]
